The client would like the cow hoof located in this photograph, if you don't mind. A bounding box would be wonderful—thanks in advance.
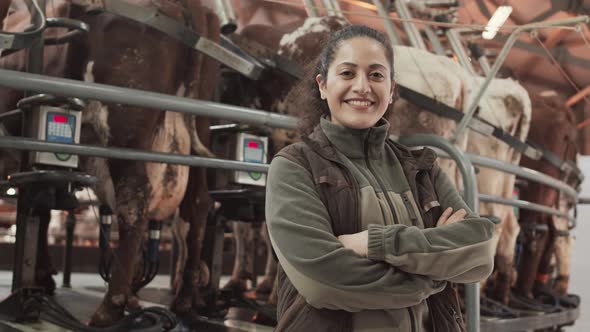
[126,294,142,312]
[89,298,125,327]
[221,278,248,295]
[171,295,192,316]
[255,277,274,295]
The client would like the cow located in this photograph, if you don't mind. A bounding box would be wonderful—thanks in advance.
[0,0,220,326]
[462,76,531,306]
[515,90,579,308]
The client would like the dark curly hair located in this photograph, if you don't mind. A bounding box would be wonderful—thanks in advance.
[286,25,396,136]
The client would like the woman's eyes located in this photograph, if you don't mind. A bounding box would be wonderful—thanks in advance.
[338,70,385,79]
[370,72,385,79]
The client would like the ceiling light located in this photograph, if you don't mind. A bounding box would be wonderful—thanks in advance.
[482,6,512,40]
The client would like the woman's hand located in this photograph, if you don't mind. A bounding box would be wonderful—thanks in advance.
[338,230,369,257]
[436,207,467,227]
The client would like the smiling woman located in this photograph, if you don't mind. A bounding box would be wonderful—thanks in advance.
[266,25,495,332]
[316,36,395,129]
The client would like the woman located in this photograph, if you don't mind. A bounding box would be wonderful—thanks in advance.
[265,25,495,331]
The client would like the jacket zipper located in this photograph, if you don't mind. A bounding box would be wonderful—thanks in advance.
[365,133,416,332]
[364,133,399,225]
[401,192,418,226]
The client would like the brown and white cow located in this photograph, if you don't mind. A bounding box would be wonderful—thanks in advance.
[515,91,579,303]
[462,76,531,305]
[0,0,220,326]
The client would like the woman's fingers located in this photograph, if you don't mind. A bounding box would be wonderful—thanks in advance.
[436,207,454,227]
[437,208,467,227]
[445,209,467,226]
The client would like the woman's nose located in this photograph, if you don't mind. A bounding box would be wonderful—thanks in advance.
[352,75,370,94]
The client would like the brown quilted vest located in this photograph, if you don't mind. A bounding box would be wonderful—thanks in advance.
[273,125,466,332]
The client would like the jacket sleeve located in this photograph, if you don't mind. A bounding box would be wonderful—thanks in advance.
[367,167,495,283]
[266,156,446,312]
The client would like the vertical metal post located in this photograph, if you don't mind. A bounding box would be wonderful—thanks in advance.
[452,16,590,143]
[303,0,319,17]
[446,29,477,75]
[12,189,40,291]
[423,26,446,55]
[62,211,76,288]
[477,56,492,76]
[398,134,480,332]
[372,0,402,46]
[329,0,344,17]
[393,0,428,49]
[321,0,336,16]
[25,0,45,86]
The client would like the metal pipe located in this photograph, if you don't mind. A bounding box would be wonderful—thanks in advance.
[452,15,590,142]
[433,151,579,201]
[414,0,458,6]
[423,26,446,55]
[446,29,477,75]
[393,0,428,50]
[62,211,75,288]
[468,153,578,200]
[372,0,402,46]
[329,0,344,17]
[477,56,491,75]
[25,0,45,82]
[214,0,237,34]
[0,136,271,173]
[303,0,319,17]
[321,0,336,16]
[398,134,480,332]
[479,194,575,224]
[0,69,298,129]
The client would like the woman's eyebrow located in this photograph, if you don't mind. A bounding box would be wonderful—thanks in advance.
[336,62,387,70]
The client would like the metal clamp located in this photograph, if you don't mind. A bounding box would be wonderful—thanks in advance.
[44,17,90,45]
[17,94,86,111]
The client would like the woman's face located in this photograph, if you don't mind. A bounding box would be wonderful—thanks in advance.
[317,37,394,129]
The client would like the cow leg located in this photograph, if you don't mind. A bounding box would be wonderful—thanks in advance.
[515,213,550,299]
[90,211,146,326]
[491,208,520,304]
[256,222,276,295]
[35,208,56,295]
[223,221,254,293]
[553,230,572,295]
[534,219,557,294]
[171,167,210,317]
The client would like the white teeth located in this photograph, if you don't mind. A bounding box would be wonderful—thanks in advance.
[347,100,372,107]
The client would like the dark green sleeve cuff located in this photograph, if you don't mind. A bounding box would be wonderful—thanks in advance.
[367,224,385,261]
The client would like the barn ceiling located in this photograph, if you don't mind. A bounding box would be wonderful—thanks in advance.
[249,0,590,106]
[458,0,590,102]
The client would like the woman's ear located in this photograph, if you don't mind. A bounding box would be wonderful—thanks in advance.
[316,74,326,100]
[389,80,396,104]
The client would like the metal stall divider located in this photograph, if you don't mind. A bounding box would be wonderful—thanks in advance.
[434,150,581,331]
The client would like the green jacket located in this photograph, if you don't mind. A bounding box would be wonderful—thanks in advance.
[266,118,495,331]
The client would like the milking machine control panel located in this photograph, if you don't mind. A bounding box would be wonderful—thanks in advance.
[234,132,268,186]
[31,105,82,168]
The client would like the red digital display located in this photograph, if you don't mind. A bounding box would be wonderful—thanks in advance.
[53,115,68,123]
[247,141,259,149]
